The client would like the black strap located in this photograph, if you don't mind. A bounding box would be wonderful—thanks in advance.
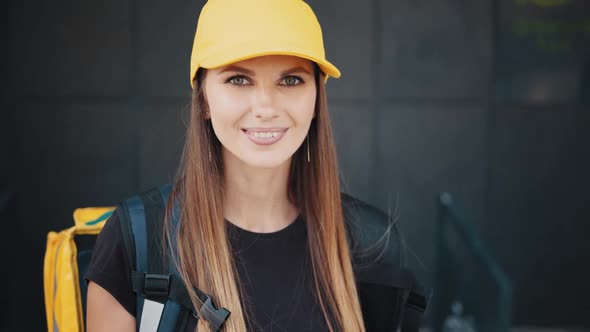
[173,308,192,332]
[143,187,167,282]
[400,290,428,332]
[131,271,231,331]
[118,197,145,330]
[391,269,430,332]
[362,265,429,332]
[125,185,230,331]
[118,204,136,282]
[121,184,231,331]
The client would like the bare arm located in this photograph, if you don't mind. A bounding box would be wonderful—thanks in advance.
[86,281,135,332]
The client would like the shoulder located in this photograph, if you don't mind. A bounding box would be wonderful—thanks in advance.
[114,183,174,224]
[113,183,173,228]
[111,183,173,255]
[86,209,137,315]
[341,193,393,230]
[119,183,173,209]
[340,193,406,282]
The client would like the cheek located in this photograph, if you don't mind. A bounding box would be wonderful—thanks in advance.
[293,90,316,122]
[207,89,246,127]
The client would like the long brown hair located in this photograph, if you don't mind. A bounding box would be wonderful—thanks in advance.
[164,65,366,332]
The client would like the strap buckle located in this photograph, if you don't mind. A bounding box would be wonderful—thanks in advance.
[192,295,231,331]
[407,291,427,312]
[144,273,171,298]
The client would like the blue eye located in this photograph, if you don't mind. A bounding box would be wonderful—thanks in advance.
[281,76,303,86]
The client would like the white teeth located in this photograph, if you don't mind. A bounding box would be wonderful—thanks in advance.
[251,131,280,138]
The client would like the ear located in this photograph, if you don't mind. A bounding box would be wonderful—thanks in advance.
[199,73,211,120]
[199,90,210,119]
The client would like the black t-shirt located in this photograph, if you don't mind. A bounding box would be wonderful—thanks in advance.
[84,211,329,332]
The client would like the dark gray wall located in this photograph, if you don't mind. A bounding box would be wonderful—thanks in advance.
[3,0,589,330]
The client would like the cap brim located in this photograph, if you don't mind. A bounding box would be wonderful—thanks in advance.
[192,42,340,87]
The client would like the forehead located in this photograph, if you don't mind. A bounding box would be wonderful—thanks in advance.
[212,55,314,73]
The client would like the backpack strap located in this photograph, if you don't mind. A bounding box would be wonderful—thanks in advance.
[358,263,430,332]
[118,194,148,325]
[342,193,431,330]
[398,272,431,332]
[118,184,230,332]
[400,287,429,332]
[130,272,230,331]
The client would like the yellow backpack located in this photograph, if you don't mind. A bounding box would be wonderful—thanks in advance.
[43,206,115,332]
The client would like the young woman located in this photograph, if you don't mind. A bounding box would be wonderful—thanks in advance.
[85,0,427,331]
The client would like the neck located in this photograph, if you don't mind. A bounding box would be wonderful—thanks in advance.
[222,149,299,233]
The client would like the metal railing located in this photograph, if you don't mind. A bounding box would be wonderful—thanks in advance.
[434,192,512,332]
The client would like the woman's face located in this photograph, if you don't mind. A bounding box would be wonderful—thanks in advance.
[203,55,317,169]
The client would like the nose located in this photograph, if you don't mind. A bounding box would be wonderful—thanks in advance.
[251,85,279,120]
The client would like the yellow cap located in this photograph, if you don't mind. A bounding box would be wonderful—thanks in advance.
[189,0,341,88]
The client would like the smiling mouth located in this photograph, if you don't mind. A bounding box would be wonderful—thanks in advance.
[242,128,288,145]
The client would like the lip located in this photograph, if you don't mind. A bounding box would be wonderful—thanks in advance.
[242,128,288,146]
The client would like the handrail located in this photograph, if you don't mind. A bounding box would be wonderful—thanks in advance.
[435,192,512,331]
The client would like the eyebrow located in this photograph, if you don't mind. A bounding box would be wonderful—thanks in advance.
[217,65,312,76]
[281,66,312,76]
[218,65,255,76]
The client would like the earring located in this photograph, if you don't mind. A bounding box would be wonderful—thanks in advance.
[206,119,212,162]
[306,134,310,163]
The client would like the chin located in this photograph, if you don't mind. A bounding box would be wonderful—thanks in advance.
[222,142,297,170]
[240,154,292,169]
